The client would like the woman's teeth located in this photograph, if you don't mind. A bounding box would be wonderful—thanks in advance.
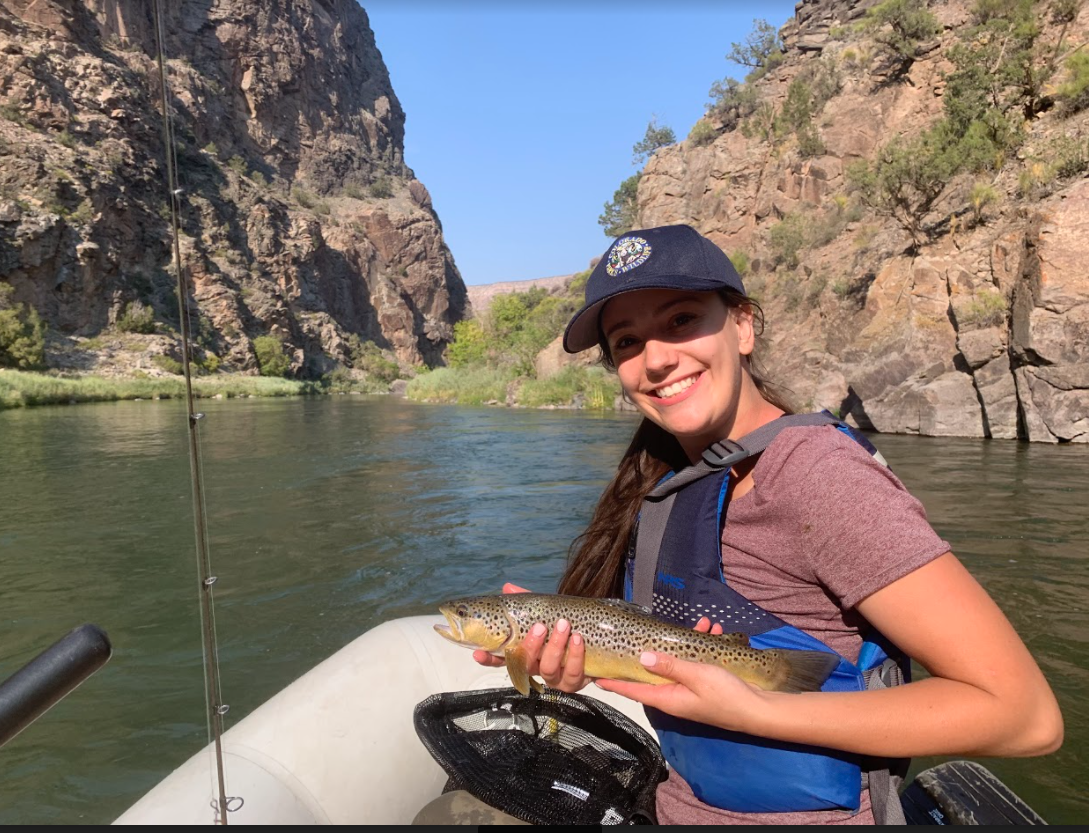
[654,376,697,398]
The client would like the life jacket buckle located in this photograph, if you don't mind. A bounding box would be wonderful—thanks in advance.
[702,439,751,469]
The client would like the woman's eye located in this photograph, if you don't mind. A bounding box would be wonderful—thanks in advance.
[671,312,697,328]
[612,336,637,351]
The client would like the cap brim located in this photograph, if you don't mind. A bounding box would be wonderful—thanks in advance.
[561,277,729,354]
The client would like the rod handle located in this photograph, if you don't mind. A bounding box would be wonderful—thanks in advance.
[0,623,112,748]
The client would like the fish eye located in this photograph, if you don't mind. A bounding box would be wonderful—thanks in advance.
[456,605,468,617]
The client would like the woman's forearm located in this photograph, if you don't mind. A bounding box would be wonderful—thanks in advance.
[746,675,1063,759]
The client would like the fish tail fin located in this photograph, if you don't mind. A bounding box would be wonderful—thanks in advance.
[779,650,840,693]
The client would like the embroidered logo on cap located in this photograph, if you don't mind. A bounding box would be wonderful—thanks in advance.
[606,236,652,276]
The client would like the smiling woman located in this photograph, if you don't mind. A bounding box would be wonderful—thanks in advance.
[465,223,1065,826]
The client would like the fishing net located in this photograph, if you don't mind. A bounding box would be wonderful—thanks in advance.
[413,687,668,825]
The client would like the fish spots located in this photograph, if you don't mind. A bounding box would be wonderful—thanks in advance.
[434,592,821,693]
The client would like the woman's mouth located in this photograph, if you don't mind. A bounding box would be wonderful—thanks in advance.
[651,373,701,401]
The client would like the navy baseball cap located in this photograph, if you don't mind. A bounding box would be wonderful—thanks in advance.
[562,224,746,353]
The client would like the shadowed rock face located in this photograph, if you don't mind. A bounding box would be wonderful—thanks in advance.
[0,0,468,374]
[633,0,1088,443]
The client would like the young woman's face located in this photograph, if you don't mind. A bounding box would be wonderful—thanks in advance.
[601,288,756,455]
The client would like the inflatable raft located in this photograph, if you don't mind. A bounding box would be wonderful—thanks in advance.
[106,615,1048,826]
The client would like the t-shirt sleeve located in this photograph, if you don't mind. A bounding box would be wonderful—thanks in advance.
[769,428,952,610]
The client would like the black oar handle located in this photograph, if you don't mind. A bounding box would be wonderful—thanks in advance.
[0,623,112,748]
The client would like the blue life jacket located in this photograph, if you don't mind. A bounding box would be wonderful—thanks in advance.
[623,412,910,816]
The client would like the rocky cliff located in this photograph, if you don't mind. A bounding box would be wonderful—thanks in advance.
[0,0,468,375]
[636,0,1087,443]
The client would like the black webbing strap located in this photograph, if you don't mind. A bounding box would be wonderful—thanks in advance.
[632,413,842,608]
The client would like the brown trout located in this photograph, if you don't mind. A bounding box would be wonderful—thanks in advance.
[434,593,839,696]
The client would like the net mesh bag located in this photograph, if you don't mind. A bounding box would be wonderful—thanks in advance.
[413,687,668,825]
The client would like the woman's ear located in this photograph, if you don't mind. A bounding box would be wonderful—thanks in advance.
[734,305,756,356]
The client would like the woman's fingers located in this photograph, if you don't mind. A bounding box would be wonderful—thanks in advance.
[694,615,725,635]
[538,619,572,683]
[472,649,505,668]
[559,632,587,691]
[502,583,530,594]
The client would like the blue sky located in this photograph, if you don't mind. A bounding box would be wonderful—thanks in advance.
[361,2,799,286]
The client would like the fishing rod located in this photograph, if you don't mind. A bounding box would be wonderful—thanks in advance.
[152,0,231,824]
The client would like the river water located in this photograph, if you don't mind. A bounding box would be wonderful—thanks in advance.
[0,396,1085,824]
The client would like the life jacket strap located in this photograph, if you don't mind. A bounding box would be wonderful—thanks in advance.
[862,656,910,825]
[635,412,845,607]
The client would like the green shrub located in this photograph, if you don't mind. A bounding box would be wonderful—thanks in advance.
[116,300,156,334]
[1051,135,1089,178]
[707,77,759,129]
[253,334,290,377]
[847,127,961,247]
[346,335,399,382]
[151,354,183,375]
[741,102,778,142]
[69,199,94,225]
[797,126,825,158]
[227,155,247,176]
[1056,51,1089,116]
[448,319,488,368]
[730,251,750,276]
[959,289,1006,327]
[405,366,515,406]
[769,213,809,268]
[777,80,816,136]
[0,102,26,125]
[688,119,717,147]
[196,352,221,374]
[368,177,393,198]
[599,173,641,238]
[862,0,942,77]
[969,182,999,224]
[632,118,676,164]
[518,366,621,409]
[947,0,1047,126]
[0,284,45,369]
[728,19,786,81]
[1051,0,1080,23]
[568,268,592,295]
[292,187,316,209]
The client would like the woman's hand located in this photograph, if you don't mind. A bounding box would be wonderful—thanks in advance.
[471,582,591,692]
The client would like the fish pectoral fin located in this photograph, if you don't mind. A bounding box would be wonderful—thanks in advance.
[504,645,543,696]
[772,649,841,693]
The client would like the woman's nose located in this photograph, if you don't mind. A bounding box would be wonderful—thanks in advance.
[642,338,677,376]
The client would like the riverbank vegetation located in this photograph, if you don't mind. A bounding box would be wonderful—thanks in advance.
[0,369,313,409]
[0,270,623,412]
[405,269,622,410]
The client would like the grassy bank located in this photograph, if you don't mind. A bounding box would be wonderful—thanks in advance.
[1,363,625,412]
[406,365,621,409]
[0,370,316,410]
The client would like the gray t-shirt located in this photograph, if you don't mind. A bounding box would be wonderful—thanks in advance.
[654,425,951,826]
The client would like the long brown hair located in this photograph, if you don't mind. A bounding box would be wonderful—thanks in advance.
[556,289,792,598]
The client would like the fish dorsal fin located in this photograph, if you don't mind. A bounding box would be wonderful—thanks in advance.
[597,597,653,616]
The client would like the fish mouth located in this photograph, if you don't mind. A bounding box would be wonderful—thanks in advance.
[433,607,465,643]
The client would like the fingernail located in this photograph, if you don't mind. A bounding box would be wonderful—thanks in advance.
[557,619,569,633]
[572,633,582,646]
[531,623,546,637]
[640,652,656,668]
